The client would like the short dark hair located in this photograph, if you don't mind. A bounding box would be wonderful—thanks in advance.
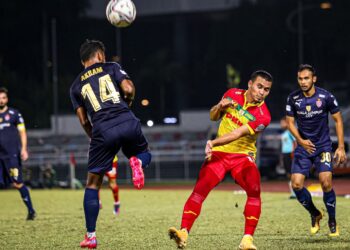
[0,87,8,96]
[250,70,273,83]
[80,39,105,62]
[298,64,316,75]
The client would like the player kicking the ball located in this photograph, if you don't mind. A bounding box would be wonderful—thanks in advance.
[169,70,273,250]
[70,40,151,249]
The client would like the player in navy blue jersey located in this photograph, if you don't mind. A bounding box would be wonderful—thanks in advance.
[0,87,36,220]
[70,40,151,249]
[286,64,346,237]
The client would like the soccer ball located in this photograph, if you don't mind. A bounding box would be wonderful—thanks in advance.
[106,0,136,28]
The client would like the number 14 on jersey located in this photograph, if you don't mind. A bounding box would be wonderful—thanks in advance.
[81,74,121,112]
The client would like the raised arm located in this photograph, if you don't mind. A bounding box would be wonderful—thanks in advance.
[120,79,135,107]
[76,106,92,138]
[286,115,315,154]
[210,98,235,121]
[331,111,347,165]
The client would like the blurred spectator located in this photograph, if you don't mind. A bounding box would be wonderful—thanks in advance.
[39,163,56,189]
[280,116,296,199]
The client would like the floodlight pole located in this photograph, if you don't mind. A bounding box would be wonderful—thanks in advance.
[51,18,59,135]
[297,0,304,65]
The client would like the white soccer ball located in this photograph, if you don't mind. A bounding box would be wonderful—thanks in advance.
[106,0,136,28]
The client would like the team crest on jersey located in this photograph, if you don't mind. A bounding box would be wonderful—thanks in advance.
[5,114,10,121]
[316,98,322,108]
[306,105,311,112]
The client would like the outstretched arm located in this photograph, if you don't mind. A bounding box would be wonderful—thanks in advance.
[286,115,315,154]
[332,111,347,166]
[76,107,92,138]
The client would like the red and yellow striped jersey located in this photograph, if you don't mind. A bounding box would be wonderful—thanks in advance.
[213,88,271,158]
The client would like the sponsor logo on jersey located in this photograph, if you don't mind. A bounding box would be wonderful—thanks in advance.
[235,91,242,95]
[306,105,311,112]
[226,113,243,126]
[295,101,302,107]
[316,98,322,108]
[236,104,255,121]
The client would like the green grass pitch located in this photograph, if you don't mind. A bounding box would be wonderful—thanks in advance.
[0,188,349,249]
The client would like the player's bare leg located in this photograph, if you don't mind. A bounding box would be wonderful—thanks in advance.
[108,178,120,215]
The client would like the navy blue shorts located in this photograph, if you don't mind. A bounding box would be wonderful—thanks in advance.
[88,119,149,174]
[291,151,333,177]
[0,157,23,186]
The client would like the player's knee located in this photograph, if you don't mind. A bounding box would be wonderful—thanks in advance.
[291,181,303,190]
[136,151,152,168]
[320,181,332,192]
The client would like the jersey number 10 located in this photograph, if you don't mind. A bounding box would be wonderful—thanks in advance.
[81,74,121,112]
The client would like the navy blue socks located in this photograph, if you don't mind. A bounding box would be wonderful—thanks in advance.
[323,189,336,221]
[136,151,152,168]
[294,187,319,216]
[18,185,35,213]
[84,188,99,232]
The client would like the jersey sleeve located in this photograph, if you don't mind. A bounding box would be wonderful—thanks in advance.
[70,83,84,111]
[326,93,340,114]
[113,63,130,84]
[285,95,295,117]
[246,107,271,135]
[222,88,236,100]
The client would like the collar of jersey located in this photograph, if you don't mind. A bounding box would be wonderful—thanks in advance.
[301,86,317,98]
[243,91,264,109]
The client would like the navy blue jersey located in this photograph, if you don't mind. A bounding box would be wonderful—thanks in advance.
[70,62,137,133]
[286,87,340,153]
[0,108,24,158]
